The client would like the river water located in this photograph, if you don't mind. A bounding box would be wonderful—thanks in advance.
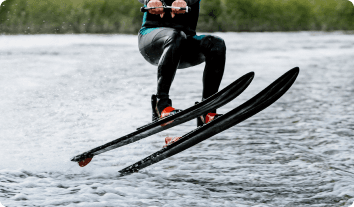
[0,32,353,207]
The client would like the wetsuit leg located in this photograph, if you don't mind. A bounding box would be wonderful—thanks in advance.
[139,28,187,101]
[179,35,226,101]
[139,30,226,113]
[200,36,226,100]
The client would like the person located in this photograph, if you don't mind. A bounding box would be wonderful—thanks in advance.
[137,0,226,145]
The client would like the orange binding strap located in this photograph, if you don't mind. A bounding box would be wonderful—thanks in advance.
[160,106,176,126]
[163,137,182,148]
[205,113,217,124]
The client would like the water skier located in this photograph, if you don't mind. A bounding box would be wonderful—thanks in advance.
[137,0,226,145]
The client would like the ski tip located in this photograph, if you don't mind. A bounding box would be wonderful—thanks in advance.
[78,157,93,167]
[281,67,299,81]
[291,67,300,74]
[288,67,300,80]
[242,71,255,80]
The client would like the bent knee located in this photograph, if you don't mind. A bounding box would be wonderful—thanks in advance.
[203,36,226,55]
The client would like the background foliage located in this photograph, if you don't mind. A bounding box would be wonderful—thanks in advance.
[0,0,353,34]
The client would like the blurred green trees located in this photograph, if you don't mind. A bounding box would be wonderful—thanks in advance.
[0,0,353,34]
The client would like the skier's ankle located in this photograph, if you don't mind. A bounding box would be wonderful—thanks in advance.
[156,97,172,117]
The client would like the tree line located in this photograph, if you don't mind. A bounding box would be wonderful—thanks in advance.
[0,0,353,34]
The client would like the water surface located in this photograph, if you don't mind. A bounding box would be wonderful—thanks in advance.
[0,32,354,207]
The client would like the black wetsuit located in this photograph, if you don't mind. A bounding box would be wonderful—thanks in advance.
[138,0,226,113]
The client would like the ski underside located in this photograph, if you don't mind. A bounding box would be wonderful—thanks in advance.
[71,71,255,166]
[118,67,299,177]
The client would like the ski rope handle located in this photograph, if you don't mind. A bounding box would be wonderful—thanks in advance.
[141,0,191,13]
[140,6,190,13]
